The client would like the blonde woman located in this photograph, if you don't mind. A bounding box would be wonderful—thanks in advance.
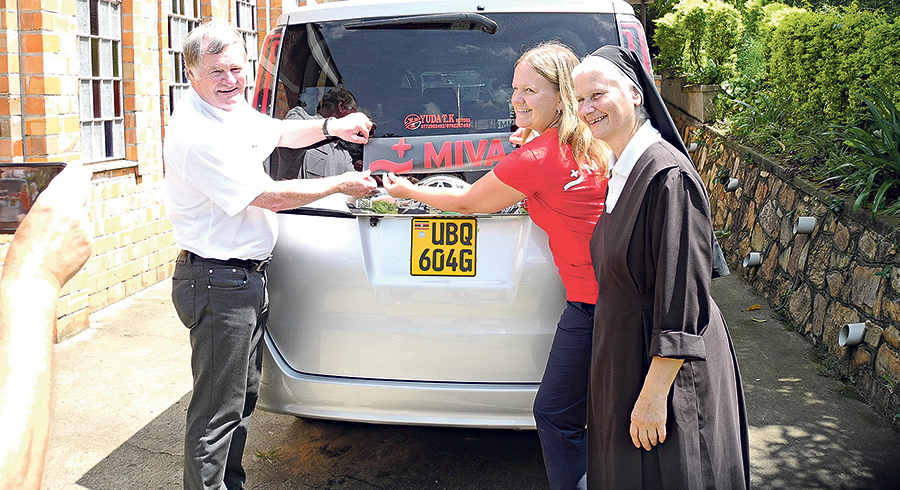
[384,41,607,490]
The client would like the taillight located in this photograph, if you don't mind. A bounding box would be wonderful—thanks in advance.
[618,18,652,75]
[253,28,283,115]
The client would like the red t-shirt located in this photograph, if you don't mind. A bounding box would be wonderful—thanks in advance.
[493,128,607,303]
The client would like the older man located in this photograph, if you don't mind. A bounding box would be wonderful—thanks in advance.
[163,20,376,490]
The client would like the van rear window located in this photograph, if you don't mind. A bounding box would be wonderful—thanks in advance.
[271,13,618,138]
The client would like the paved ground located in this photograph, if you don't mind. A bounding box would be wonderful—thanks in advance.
[40,273,900,489]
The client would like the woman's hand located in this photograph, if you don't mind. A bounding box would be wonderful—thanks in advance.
[508,128,527,147]
[382,172,416,199]
[630,387,669,450]
[508,127,539,147]
[629,356,684,450]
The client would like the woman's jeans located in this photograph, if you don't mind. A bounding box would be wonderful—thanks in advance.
[534,301,595,490]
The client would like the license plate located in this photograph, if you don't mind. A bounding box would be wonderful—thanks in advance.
[410,217,476,276]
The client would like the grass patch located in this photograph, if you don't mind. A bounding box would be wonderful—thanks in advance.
[254,447,282,464]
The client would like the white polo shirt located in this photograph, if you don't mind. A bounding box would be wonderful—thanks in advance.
[164,87,282,261]
[605,120,662,213]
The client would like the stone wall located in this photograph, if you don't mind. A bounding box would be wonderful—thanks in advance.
[669,107,900,429]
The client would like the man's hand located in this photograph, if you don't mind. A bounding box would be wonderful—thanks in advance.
[328,112,373,144]
[336,170,378,198]
[279,112,374,149]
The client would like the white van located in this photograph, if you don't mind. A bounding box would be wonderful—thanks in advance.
[252,0,650,428]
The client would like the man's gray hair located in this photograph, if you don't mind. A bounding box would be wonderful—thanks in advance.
[183,21,246,71]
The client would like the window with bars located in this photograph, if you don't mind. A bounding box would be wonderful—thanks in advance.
[168,0,201,113]
[77,0,124,162]
[235,0,258,102]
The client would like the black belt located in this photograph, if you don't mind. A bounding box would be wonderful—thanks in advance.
[178,250,272,272]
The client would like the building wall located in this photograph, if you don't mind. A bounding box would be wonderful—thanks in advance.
[0,0,288,342]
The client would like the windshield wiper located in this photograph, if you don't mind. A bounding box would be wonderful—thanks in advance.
[344,13,498,34]
[280,207,356,219]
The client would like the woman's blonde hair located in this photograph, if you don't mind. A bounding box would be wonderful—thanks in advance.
[516,41,609,176]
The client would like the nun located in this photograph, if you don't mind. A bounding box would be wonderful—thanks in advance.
[573,46,750,489]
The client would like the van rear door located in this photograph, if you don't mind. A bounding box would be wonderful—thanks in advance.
[254,8,646,383]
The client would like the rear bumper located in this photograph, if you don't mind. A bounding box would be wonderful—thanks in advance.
[258,331,539,429]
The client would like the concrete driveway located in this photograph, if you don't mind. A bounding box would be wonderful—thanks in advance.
[41,274,900,489]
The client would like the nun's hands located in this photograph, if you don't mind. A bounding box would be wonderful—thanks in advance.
[630,390,668,450]
[629,356,684,450]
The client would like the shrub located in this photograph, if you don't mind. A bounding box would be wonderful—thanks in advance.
[724,88,835,170]
[776,0,900,17]
[718,2,805,129]
[827,85,900,218]
[727,0,768,98]
[654,0,743,84]
[767,8,900,127]
[656,1,900,217]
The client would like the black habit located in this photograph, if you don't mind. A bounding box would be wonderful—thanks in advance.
[587,140,750,489]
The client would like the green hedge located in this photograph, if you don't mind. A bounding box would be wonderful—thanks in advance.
[654,0,744,84]
[775,0,899,16]
[766,8,900,126]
